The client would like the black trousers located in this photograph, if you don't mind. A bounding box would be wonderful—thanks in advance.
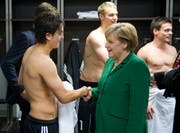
[78,79,98,133]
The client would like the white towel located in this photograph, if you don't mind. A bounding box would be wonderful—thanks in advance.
[58,81,77,133]
[148,88,175,133]
[77,11,98,19]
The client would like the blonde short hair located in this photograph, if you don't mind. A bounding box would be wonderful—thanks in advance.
[105,22,138,51]
[98,1,117,15]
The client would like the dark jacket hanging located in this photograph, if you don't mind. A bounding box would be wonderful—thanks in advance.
[64,40,82,89]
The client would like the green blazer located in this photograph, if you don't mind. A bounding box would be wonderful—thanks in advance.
[92,52,150,133]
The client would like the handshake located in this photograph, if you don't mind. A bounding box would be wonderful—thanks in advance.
[82,86,92,102]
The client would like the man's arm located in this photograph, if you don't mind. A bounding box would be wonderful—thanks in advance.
[18,63,29,101]
[137,47,147,61]
[87,33,108,63]
[40,59,89,103]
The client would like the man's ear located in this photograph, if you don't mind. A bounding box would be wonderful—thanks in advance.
[46,32,52,41]
[153,28,159,36]
[99,13,104,21]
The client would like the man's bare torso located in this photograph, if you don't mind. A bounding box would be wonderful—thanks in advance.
[21,45,57,120]
[137,42,177,87]
[80,27,108,82]
[143,42,176,72]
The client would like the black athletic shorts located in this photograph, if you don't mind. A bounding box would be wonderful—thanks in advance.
[23,114,58,133]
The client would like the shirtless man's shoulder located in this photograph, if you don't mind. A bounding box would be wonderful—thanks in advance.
[138,42,177,61]
[86,27,106,48]
[22,45,55,76]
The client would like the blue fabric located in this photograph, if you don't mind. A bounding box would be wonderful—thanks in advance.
[1,30,35,116]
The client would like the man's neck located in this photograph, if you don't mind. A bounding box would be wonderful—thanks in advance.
[152,39,168,49]
[100,23,111,33]
[36,43,52,56]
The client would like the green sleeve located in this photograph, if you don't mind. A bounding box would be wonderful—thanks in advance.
[91,87,99,101]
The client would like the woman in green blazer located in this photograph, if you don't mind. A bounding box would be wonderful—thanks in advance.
[87,23,150,133]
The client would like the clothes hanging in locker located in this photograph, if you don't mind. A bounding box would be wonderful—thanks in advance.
[64,39,82,89]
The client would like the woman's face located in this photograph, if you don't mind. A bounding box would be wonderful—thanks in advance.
[105,33,128,60]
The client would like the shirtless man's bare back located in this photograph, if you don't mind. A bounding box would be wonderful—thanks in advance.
[18,11,90,133]
[137,17,177,133]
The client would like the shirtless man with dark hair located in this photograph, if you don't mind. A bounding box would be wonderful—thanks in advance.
[137,17,177,133]
[18,11,90,133]
[1,2,61,133]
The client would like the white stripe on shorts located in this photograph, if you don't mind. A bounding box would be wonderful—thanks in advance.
[41,126,48,133]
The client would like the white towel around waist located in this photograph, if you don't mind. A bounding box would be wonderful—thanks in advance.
[148,88,175,133]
